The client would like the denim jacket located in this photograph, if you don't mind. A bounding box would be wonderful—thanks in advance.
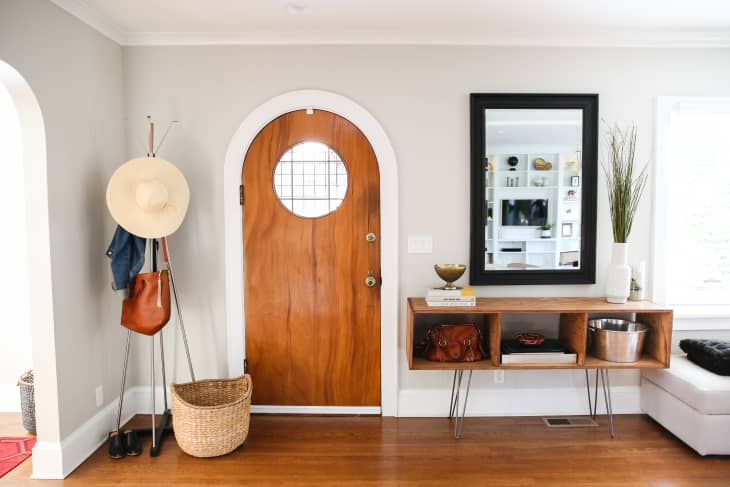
[106,226,146,291]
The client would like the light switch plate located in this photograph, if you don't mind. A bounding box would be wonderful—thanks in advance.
[407,235,433,254]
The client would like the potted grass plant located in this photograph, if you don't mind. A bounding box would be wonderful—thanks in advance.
[603,123,648,303]
[539,223,552,238]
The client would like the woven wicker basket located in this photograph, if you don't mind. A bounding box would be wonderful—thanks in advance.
[17,370,35,435]
[171,374,252,458]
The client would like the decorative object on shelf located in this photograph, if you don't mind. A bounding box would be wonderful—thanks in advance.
[424,324,486,362]
[532,176,547,187]
[507,155,519,170]
[565,189,577,201]
[565,156,581,172]
[588,319,648,363]
[502,337,576,364]
[515,331,545,346]
[533,157,553,170]
[571,176,580,187]
[629,261,646,301]
[434,264,466,290]
[603,123,648,304]
[426,285,476,307]
[561,222,573,237]
[484,156,494,172]
[560,251,579,267]
[539,223,552,238]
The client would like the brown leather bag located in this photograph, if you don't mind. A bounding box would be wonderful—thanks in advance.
[121,269,171,336]
[424,324,486,362]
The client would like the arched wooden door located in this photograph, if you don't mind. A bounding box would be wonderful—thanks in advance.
[242,109,381,407]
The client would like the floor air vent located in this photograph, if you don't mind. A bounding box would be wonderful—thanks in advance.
[542,416,599,428]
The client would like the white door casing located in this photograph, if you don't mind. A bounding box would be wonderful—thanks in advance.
[223,90,399,416]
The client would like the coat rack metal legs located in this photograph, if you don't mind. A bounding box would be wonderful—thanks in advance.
[113,239,195,457]
[448,370,473,439]
[585,368,615,438]
[114,330,132,434]
[164,242,195,382]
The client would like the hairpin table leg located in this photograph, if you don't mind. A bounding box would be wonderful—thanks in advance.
[600,368,615,438]
[584,369,593,418]
[448,370,458,420]
[448,370,472,439]
[454,370,473,439]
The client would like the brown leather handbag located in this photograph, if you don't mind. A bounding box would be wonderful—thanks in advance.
[121,269,171,336]
[424,324,486,362]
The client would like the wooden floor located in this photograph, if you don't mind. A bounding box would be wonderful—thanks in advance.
[2,412,729,486]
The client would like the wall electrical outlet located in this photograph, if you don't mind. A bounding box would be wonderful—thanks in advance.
[493,370,505,384]
[95,385,104,407]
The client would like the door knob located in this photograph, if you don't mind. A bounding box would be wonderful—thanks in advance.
[365,270,377,287]
[366,232,377,242]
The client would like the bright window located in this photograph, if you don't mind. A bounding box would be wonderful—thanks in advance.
[654,97,730,317]
[273,141,348,218]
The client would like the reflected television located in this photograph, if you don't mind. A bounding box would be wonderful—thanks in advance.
[501,199,548,226]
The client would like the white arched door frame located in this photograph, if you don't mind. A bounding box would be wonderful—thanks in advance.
[0,60,61,477]
[223,90,399,416]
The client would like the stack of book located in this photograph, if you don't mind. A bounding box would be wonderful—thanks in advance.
[501,338,577,364]
[426,286,476,307]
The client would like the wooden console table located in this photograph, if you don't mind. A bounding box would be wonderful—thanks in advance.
[406,297,673,438]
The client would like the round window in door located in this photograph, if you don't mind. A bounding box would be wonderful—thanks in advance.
[272,141,349,218]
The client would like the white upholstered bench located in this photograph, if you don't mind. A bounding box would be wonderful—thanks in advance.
[641,354,730,455]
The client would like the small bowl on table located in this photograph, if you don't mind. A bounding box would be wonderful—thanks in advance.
[515,332,545,346]
[434,264,466,290]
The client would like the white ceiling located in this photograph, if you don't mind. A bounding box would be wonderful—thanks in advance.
[51,0,730,46]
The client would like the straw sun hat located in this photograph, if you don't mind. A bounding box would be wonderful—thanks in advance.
[106,157,190,239]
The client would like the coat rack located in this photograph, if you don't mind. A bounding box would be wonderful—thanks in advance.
[113,116,195,457]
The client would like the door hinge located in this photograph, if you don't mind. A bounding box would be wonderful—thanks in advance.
[239,184,244,206]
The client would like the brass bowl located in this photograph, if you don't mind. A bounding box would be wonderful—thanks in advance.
[434,264,466,290]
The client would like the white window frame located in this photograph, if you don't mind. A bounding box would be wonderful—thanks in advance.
[653,96,730,328]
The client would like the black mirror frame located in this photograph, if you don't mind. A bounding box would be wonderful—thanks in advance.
[469,93,598,285]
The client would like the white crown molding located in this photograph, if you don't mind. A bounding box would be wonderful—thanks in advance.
[43,2,730,48]
[125,29,730,48]
[49,0,128,45]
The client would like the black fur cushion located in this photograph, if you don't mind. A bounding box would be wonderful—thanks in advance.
[679,339,730,376]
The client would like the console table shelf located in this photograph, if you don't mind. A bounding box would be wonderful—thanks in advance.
[406,297,673,370]
[406,297,673,439]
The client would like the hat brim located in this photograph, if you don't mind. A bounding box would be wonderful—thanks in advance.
[106,157,190,239]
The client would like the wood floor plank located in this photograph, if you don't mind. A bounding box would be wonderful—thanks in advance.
[2,413,729,486]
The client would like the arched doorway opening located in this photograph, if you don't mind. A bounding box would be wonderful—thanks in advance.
[0,59,61,477]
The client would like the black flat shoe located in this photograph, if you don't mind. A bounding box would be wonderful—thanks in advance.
[108,431,125,459]
[124,430,142,456]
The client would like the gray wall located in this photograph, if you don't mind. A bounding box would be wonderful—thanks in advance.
[123,45,730,413]
[0,0,127,437]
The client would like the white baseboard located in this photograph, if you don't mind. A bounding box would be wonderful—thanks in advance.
[251,405,382,415]
[398,386,641,417]
[0,383,21,412]
[31,387,140,479]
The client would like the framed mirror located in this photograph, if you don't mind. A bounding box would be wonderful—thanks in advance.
[469,94,598,285]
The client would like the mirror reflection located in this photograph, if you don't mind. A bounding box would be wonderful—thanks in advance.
[483,109,583,271]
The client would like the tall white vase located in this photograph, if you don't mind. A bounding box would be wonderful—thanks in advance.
[606,242,631,304]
